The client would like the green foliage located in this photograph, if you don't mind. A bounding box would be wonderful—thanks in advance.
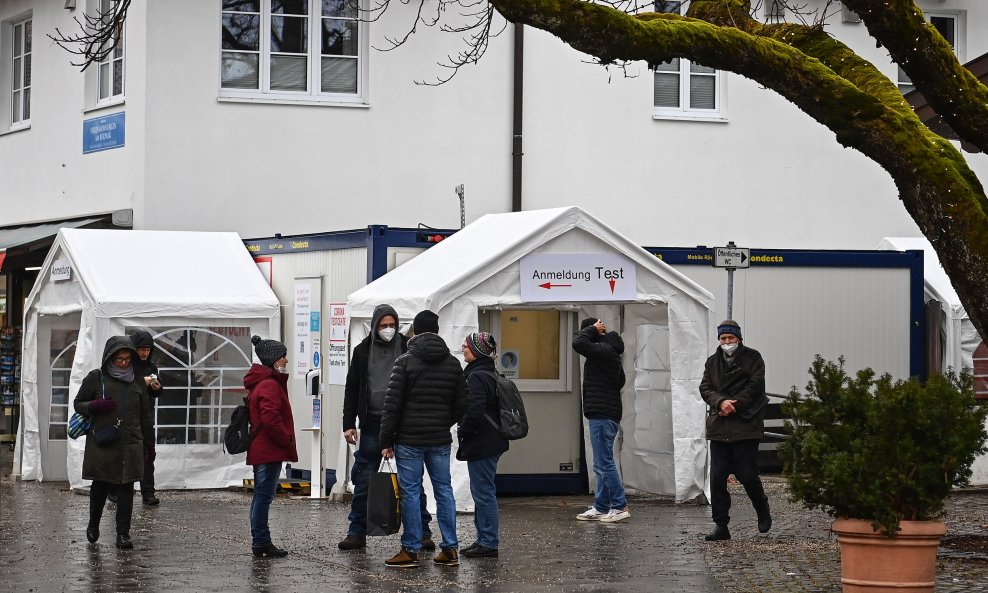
[779,356,988,535]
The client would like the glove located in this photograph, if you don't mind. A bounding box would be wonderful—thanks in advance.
[144,443,156,464]
[88,398,117,414]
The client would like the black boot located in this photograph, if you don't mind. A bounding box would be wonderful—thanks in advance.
[116,534,133,549]
[704,524,731,541]
[86,525,99,543]
[756,497,772,534]
[252,543,288,557]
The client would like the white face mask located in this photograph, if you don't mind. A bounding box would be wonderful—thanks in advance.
[275,364,289,374]
[721,343,739,355]
[378,328,396,342]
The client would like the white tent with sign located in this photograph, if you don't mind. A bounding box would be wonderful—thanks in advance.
[344,206,715,510]
[14,228,281,490]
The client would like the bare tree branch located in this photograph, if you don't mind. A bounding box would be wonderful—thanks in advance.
[48,0,131,71]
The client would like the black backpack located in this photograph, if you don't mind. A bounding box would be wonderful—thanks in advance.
[480,370,529,440]
[223,397,253,454]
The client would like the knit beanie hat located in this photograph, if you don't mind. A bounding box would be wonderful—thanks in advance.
[465,332,497,359]
[412,310,440,335]
[580,317,598,330]
[717,320,743,341]
[251,335,288,367]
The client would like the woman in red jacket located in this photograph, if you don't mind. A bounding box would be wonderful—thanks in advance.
[244,335,297,557]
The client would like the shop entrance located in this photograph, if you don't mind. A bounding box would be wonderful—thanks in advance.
[480,308,584,491]
[38,313,80,481]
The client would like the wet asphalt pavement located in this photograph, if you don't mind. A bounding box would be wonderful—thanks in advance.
[3,457,988,593]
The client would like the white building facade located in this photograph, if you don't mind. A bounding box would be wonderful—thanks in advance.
[0,0,984,246]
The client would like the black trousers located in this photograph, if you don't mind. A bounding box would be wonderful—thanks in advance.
[709,439,767,526]
[89,481,135,535]
[140,457,155,498]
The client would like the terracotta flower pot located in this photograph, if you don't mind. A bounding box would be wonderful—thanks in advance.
[831,517,946,593]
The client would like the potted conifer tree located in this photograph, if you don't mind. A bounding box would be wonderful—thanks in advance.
[779,356,988,593]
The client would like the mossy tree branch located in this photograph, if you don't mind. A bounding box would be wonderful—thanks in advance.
[486,0,988,344]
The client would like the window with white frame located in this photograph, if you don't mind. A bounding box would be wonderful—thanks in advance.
[10,16,31,126]
[652,2,725,120]
[898,12,963,94]
[96,0,125,102]
[220,0,362,101]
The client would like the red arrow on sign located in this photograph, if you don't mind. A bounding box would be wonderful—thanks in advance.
[609,279,616,294]
[539,282,572,289]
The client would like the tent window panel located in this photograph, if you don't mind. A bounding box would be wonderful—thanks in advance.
[499,309,560,380]
[48,331,77,441]
[129,326,251,445]
[157,427,187,445]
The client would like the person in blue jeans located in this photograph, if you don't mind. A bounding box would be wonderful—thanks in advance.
[339,304,434,551]
[380,310,467,568]
[457,332,509,558]
[572,318,630,523]
[244,336,297,557]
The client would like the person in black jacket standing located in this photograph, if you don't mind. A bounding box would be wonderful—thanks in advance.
[457,332,508,558]
[572,318,630,523]
[132,330,162,506]
[338,304,434,551]
[380,310,467,568]
[699,320,772,541]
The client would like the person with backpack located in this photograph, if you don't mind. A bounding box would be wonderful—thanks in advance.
[74,336,154,549]
[457,332,508,559]
[243,336,297,558]
[572,318,630,523]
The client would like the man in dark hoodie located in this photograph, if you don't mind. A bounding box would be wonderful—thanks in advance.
[131,330,162,506]
[572,318,629,523]
[338,304,434,552]
[380,310,467,568]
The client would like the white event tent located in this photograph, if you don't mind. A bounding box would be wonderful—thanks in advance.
[345,207,715,509]
[14,228,280,490]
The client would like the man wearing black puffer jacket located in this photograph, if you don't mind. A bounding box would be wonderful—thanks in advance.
[338,304,434,552]
[572,318,629,524]
[380,310,467,569]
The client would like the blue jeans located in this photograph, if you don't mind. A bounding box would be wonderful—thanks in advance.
[467,454,501,548]
[347,418,432,538]
[588,418,627,512]
[395,444,458,552]
[250,461,282,547]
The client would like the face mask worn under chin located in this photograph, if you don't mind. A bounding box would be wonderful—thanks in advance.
[721,343,739,355]
[378,328,396,342]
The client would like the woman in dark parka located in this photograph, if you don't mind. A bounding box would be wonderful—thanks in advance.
[457,332,508,558]
[74,335,154,549]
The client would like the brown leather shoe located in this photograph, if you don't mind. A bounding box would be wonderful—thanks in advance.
[434,548,459,566]
[385,548,419,568]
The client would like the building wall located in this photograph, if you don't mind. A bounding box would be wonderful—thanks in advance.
[0,0,985,253]
[0,0,147,224]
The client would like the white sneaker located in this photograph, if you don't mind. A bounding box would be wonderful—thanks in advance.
[600,508,631,523]
[576,507,607,521]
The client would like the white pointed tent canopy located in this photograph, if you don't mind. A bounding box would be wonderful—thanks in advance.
[15,228,280,490]
[346,206,715,506]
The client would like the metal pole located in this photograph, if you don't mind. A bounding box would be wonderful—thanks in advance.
[455,185,465,229]
[726,240,736,319]
[727,268,735,319]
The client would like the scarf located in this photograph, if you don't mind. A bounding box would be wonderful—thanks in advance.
[105,363,135,383]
